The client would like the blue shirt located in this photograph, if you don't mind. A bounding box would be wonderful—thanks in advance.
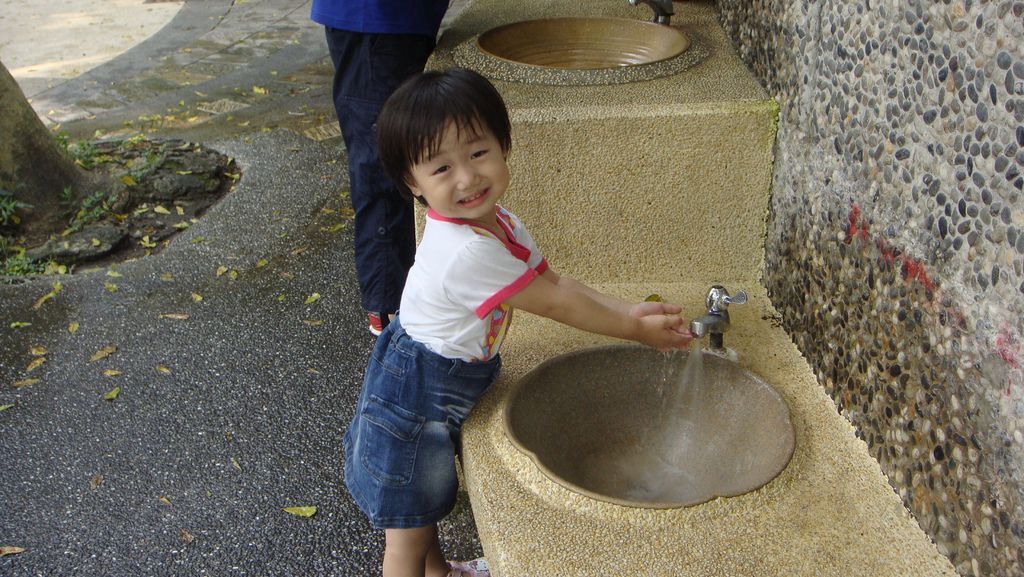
[311,0,449,36]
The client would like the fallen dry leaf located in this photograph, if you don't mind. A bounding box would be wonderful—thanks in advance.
[25,357,45,372]
[103,369,123,377]
[191,293,203,302]
[159,496,172,506]
[283,506,317,518]
[180,529,195,544]
[13,379,39,389]
[90,345,117,363]
[304,293,321,305]
[90,474,104,490]
[31,282,62,310]
[30,346,47,356]
[159,313,190,320]
[68,322,80,334]
[103,386,121,401]
[155,365,172,374]
[0,546,25,557]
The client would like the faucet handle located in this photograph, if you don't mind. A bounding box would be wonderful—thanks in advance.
[706,285,747,313]
[725,290,747,306]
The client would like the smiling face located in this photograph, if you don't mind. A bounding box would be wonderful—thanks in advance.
[406,120,510,230]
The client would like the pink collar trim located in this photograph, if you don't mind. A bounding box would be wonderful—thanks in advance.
[427,206,529,261]
[427,206,514,239]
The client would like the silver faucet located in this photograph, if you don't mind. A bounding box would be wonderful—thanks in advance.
[689,285,747,350]
[628,0,674,25]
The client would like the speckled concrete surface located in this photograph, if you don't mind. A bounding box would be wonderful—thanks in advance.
[464,284,957,577]
[430,0,960,575]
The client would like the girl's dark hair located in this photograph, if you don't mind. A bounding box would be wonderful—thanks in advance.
[377,68,512,203]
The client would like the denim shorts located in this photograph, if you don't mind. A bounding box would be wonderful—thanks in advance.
[343,317,501,529]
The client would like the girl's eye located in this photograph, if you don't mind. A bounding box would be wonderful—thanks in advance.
[471,149,488,159]
[432,165,450,175]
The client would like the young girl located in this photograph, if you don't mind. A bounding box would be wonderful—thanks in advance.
[343,67,693,577]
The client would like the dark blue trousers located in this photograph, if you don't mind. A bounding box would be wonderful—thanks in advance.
[325,28,435,314]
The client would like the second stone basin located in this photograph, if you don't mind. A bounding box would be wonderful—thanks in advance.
[458,17,705,85]
[476,17,690,69]
[503,344,795,508]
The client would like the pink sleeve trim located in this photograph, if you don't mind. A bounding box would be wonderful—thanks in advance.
[535,258,549,275]
[475,269,539,319]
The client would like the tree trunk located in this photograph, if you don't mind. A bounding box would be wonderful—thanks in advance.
[0,58,87,229]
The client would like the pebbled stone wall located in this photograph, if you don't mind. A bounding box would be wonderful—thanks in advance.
[714,0,1024,575]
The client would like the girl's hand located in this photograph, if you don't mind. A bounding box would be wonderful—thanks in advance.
[629,300,683,319]
[636,314,694,351]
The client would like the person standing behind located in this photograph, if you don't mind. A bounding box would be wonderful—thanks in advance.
[311,0,450,335]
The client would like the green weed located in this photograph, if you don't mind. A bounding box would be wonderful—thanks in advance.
[65,190,110,233]
[0,238,48,278]
[0,188,31,227]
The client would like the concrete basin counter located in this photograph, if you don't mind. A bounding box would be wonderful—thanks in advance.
[463,285,957,576]
[429,0,958,575]
[432,0,775,285]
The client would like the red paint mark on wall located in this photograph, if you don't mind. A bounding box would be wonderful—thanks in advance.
[844,202,870,244]
[842,202,937,295]
[878,240,898,267]
[901,257,937,293]
[995,325,1021,369]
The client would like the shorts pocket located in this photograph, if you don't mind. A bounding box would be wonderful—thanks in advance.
[359,394,425,486]
[371,338,411,378]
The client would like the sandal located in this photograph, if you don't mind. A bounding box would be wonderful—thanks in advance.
[446,557,490,577]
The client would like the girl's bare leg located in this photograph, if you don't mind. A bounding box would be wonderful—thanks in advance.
[383,525,449,577]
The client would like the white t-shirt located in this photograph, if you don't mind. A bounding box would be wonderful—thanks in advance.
[399,205,548,362]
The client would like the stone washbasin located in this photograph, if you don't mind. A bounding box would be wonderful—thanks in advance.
[476,17,690,69]
[503,344,795,508]
[458,17,706,85]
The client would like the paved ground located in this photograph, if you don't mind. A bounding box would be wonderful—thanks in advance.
[1,0,184,99]
[0,1,482,575]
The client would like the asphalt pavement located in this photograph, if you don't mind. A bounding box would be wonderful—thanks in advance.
[0,1,483,575]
